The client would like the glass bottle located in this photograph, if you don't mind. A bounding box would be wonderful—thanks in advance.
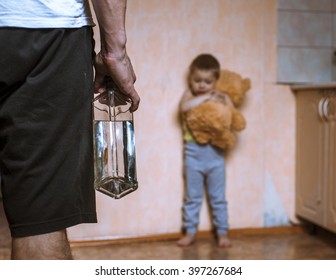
[92,81,138,199]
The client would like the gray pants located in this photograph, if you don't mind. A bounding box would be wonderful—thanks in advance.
[183,142,228,235]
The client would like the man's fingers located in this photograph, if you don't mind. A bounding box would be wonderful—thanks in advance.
[93,72,106,93]
[129,91,140,112]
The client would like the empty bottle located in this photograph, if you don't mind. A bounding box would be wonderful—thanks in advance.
[92,80,138,199]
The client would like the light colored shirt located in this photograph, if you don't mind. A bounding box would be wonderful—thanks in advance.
[0,0,94,28]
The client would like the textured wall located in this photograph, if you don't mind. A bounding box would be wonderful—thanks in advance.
[68,0,296,241]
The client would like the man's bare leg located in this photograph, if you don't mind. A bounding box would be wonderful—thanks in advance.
[11,229,72,260]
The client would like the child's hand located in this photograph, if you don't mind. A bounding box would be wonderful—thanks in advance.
[210,90,227,104]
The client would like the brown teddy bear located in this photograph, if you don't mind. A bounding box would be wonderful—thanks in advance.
[216,69,251,107]
[185,70,250,150]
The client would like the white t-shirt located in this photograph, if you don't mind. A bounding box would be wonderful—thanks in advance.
[0,0,94,28]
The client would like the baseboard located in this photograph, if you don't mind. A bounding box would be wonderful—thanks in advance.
[70,225,308,248]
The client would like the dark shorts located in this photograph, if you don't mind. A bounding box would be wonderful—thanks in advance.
[0,27,97,237]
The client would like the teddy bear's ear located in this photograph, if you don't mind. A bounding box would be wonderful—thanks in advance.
[243,78,251,92]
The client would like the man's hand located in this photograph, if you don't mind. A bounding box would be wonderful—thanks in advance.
[94,52,140,111]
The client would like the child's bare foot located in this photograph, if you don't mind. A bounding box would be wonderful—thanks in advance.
[176,234,196,247]
[217,234,232,248]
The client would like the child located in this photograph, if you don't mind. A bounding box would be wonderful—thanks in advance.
[177,54,232,248]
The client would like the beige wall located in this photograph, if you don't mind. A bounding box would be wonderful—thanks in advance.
[68,0,296,241]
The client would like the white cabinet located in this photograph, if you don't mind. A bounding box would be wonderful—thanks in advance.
[294,86,336,233]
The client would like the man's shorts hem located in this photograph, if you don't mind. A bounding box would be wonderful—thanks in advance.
[9,213,97,238]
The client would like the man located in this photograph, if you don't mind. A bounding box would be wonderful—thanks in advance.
[0,0,140,259]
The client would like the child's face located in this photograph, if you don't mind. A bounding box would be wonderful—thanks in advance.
[189,69,217,96]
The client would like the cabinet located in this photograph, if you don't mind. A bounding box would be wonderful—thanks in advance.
[294,86,336,233]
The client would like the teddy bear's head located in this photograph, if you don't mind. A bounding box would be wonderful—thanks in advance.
[216,69,251,107]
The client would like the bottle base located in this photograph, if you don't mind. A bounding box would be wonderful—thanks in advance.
[95,177,138,199]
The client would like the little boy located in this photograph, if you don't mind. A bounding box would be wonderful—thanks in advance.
[177,54,232,248]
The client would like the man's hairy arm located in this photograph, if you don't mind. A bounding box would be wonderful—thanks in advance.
[91,0,140,111]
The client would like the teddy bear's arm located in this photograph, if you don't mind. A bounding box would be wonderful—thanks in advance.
[231,107,246,132]
[211,130,237,150]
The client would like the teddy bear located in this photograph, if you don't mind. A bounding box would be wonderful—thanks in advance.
[184,70,250,150]
[216,69,251,107]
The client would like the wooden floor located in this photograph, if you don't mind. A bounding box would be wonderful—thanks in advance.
[69,229,336,260]
[1,202,336,260]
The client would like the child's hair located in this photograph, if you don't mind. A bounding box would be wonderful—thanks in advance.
[189,53,221,79]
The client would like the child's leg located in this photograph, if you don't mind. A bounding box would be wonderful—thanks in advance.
[205,147,231,247]
[182,164,204,234]
[177,143,205,246]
